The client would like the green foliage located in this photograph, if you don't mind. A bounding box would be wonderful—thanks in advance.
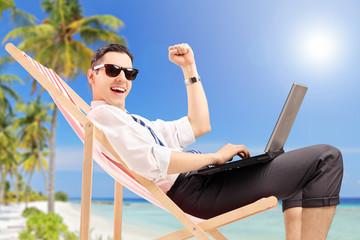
[22,206,42,217]
[0,0,15,18]
[55,191,68,201]
[0,56,23,116]
[29,190,47,201]
[19,210,77,240]
[0,0,36,25]
[2,0,126,81]
[1,0,126,217]
[2,189,47,204]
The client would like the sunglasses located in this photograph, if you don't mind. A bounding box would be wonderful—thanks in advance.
[93,64,139,80]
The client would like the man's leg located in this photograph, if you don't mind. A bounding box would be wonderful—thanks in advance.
[301,206,336,240]
[284,206,336,240]
[168,144,343,220]
[284,207,302,240]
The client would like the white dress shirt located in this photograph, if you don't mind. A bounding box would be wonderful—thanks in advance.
[87,100,196,193]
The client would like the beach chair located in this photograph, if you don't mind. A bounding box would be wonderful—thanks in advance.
[6,43,278,240]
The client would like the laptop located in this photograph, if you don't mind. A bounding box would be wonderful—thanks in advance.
[198,82,308,175]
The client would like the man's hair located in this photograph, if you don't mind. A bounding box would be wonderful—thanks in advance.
[91,43,134,69]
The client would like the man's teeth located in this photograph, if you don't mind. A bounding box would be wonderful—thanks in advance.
[111,87,125,92]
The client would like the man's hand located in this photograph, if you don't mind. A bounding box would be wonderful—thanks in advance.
[215,144,251,165]
[168,144,251,174]
[168,43,196,69]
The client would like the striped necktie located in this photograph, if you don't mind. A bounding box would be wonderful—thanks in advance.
[130,115,165,146]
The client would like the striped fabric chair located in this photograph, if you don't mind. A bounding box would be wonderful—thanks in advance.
[6,43,278,240]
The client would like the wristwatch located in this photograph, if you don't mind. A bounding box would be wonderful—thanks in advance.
[184,75,201,85]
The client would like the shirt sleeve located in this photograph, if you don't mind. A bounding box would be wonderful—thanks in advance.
[87,106,172,181]
[149,117,196,150]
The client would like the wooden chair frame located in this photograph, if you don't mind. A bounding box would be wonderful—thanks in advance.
[6,43,278,240]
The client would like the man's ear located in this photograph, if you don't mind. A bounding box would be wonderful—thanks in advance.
[88,69,95,85]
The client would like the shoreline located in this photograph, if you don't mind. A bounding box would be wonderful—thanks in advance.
[1,199,359,239]
[0,201,159,240]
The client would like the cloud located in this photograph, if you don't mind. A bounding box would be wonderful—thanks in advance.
[358,180,360,185]
[339,147,360,154]
[285,146,360,154]
[54,146,104,172]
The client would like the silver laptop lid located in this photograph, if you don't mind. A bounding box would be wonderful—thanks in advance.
[265,83,308,153]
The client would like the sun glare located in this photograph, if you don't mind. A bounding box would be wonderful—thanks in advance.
[294,27,341,69]
[302,32,336,64]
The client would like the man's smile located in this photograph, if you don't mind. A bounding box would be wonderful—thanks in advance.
[110,86,126,95]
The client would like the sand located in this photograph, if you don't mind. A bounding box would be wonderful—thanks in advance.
[0,201,156,240]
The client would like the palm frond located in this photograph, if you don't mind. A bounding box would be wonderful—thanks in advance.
[79,27,126,45]
[0,0,15,18]
[70,40,94,75]
[0,80,22,100]
[0,74,23,84]
[16,34,56,54]
[10,8,37,26]
[0,55,13,69]
[40,0,53,15]
[2,24,55,45]
[70,14,124,32]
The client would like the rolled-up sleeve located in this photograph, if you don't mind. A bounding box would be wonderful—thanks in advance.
[88,106,172,181]
[150,116,195,150]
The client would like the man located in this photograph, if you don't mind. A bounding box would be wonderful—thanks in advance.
[87,43,343,240]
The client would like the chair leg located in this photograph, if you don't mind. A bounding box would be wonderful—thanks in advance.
[80,123,95,240]
[157,197,278,240]
[113,181,123,240]
[209,229,227,240]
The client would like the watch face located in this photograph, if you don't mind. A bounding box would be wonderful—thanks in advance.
[185,76,201,85]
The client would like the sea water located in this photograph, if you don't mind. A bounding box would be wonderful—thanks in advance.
[71,198,360,239]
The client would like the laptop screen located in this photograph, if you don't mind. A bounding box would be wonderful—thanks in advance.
[264,83,308,152]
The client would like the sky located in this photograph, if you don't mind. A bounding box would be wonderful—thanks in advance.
[1,0,359,199]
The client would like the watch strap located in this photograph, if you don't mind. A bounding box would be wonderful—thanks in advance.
[184,75,201,85]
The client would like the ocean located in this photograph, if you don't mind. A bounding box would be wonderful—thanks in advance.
[70,198,360,239]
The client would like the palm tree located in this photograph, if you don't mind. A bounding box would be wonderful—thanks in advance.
[0,56,23,115]
[0,114,18,208]
[0,56,22,209]
[2,0,127,213]
[14,95,52,208]
[0,1,34,208]
[14,171,24,204]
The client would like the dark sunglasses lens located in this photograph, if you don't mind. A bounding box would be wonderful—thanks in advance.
[105,65,121,77]
[124,68,138,80]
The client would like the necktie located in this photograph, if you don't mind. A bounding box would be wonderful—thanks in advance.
[130,115,165,146]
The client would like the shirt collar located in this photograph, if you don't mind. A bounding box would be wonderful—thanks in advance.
[90,100,128,113]
[90,100,107,108]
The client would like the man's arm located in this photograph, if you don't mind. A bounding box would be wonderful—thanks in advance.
[169,43,211,138]
[167,143,251,174]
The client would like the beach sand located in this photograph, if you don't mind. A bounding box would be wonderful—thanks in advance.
[0,201,158,240]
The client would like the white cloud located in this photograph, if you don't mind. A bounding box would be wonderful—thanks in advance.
[339,147,360,154]
[285,146,360,154]
[54,146,104,172]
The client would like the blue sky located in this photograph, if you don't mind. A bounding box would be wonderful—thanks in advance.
[1,0,359,198]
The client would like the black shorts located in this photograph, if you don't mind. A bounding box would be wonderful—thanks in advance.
[167,144,343,219]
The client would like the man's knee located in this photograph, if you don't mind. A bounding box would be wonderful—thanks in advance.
[319,144,344,187]
[321,144,343,168]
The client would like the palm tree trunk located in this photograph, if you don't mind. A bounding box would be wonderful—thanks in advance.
[25,171,34,209]
[48,105,58,213]
[37,137,49,197]
[16,173,22,205]
[0,172,5,209]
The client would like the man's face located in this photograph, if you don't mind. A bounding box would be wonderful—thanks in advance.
[88,51,133,109]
